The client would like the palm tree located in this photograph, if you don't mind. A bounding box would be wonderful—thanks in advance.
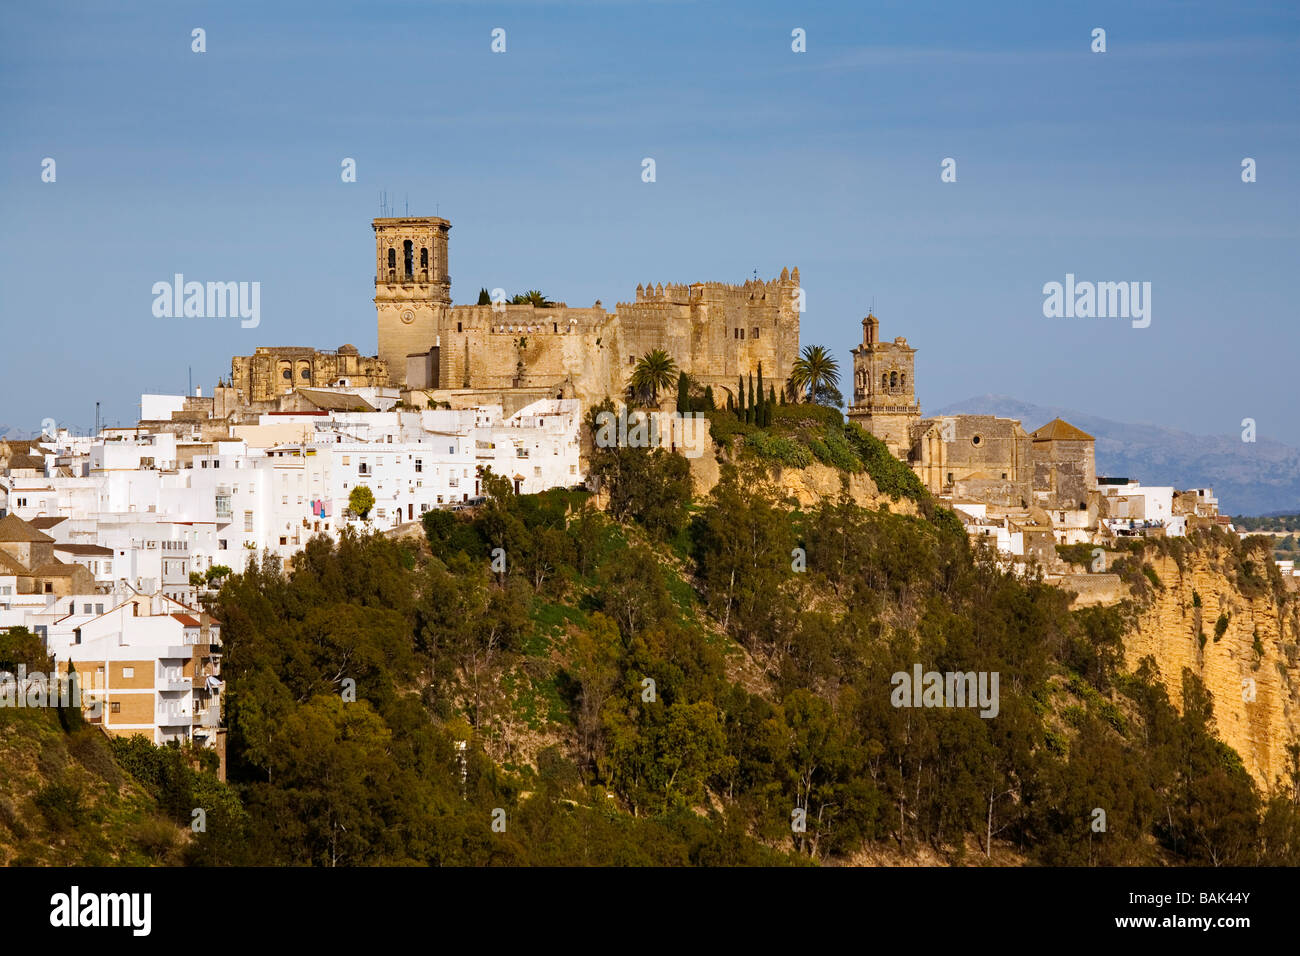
[630,349,679,405]
[510,290,554,307]
[787,344,840,403]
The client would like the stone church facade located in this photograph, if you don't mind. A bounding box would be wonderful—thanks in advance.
[848,313,1096,513]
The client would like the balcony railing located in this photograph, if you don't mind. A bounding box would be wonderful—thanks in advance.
[157,704,191,725]
[374,272,433,285]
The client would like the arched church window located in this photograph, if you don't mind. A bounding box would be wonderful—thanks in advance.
[881,373,888,389]
[890,371,897,389]
[403,240,414,278]
[900,374,906,389]
[420,247,428,269]
[387,248,396,270]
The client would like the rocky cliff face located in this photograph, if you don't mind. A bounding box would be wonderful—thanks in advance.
[1123,544,1300,790]
[688,453,919,515]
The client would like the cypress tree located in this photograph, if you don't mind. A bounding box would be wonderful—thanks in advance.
[738,375,746,420]
[766,386,777,426]
[747,373,755,425]
[703,385,715,411]
[676,371,690,414]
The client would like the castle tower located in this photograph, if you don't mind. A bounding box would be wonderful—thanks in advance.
[374,217,451,379]
[847,312,920,459]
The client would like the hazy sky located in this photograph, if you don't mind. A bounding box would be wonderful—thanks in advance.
[2,1,1297,443]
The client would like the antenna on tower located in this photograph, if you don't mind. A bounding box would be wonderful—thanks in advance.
[405,193,409,215]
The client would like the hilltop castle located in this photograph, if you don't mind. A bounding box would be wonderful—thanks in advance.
[374,216,801,409]
[227,216,802,413]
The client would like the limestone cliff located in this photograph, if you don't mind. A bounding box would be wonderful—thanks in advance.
[688,451,918,515]
[1122,541,1300,790]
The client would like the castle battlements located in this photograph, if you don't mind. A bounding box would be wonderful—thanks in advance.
[372,215,801,406]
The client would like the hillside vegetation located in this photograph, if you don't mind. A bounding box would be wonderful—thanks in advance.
[5,421,1300,866]
[196,431,1300,865]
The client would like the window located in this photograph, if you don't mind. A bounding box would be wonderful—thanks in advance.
[403,239,413,278]
[971,435,982,446]
[122,667,134,678]
[95,604,103,614]
[890,371,897,388]
[415,459,423,473]
[457,322,462,332]
[881,373,888,389]
[218,539,228,550]
[300,368,310,379]
[752,327,759,339]
[420,247,428,270]
[282,368,292,380]
[110,702,120,714]
[279,536,288,546]
[84,604,92,614]
[281,495,288,505]
[244,511,254,532]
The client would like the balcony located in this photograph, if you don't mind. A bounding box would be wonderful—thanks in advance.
[159,677,192,692]
[156,704,191,726]
[374,272,433,286]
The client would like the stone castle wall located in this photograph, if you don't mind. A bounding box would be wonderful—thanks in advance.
[382,262,802,408]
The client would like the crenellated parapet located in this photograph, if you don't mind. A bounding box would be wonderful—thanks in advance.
[375,215,801,406]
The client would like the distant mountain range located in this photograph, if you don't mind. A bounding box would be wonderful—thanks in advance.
[932,395,1300,517]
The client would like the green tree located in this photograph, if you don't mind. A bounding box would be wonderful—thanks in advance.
[675,370,690,414]
[476,287,492,305]
[630,349,679,405]
[510,290,554,307]
[205,564,233,584]
[348,485,375,519]
[788,345,841,403]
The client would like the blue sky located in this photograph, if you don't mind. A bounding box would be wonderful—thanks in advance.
[2,0,1297,443]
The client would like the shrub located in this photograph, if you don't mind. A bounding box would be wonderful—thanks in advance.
[842,423,927,502]
[35,780,84,830]
[1214,613,1229,641]
[744,432,813,467]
